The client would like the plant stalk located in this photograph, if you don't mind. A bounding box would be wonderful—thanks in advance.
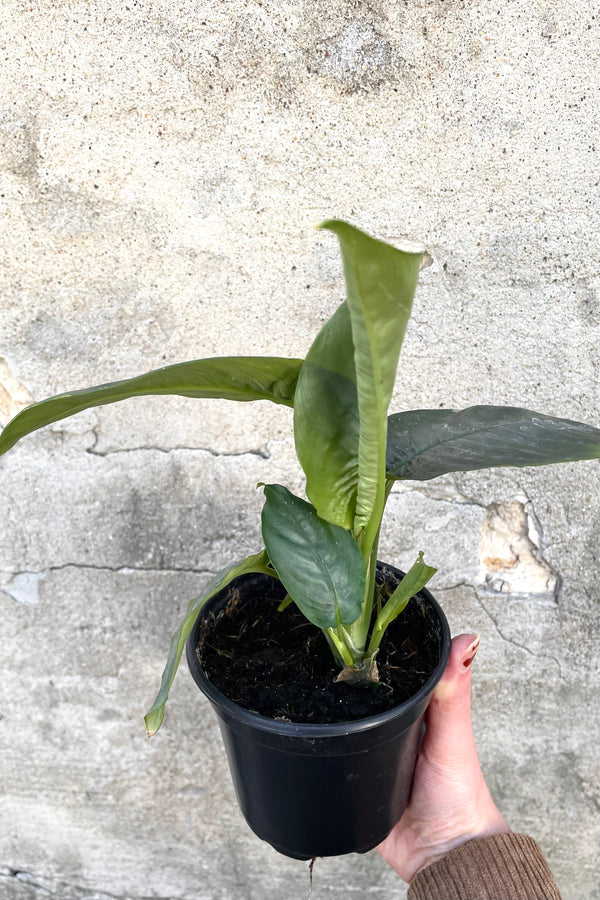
[347,534,380,653]
[325,627,355,667]
[348,479,394,656]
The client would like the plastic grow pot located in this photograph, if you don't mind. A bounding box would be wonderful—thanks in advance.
[186,565,451,860]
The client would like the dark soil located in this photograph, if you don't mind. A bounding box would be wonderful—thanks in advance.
[195,565,443,724]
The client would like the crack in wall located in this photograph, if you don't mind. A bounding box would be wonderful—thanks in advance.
[85,442,271,460]
[392,480,561,602]
[1,564,218,605]
[475,589,563,678]
[438,582,564,678]
[390,479,487,509]
[0,867,184,900]
[1,869,52,897]
[4,562,218,577]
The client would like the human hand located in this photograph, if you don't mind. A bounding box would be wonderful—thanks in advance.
[377,634,510,883]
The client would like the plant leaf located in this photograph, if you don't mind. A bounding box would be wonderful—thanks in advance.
[144,550,273,736]
[322,221,423,535]
[293,302,359,529]
[367,552,437,655]
[386,406,600,482]
[261,483,366,630]
[293,221,422,538]
[0,357,303,456]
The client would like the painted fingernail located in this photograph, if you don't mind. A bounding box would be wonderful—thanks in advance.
[460,635,481,669]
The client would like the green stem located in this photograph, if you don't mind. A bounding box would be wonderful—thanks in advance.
[325,627,355,667]
[366,616,386,657]
[347,534,379,653]
[348,478,394,653]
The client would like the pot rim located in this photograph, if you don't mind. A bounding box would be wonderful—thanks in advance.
[186,574,451,739]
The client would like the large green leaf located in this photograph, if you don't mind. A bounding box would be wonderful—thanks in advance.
[293,303,359,529]
[144,550,273,736]
[293,221,422,541]
[386,406,600,482]
[0,357,303,456]
[261,483,366,630]
[324,221,423,537]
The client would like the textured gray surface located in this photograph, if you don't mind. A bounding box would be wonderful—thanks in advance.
[1,1,600,897]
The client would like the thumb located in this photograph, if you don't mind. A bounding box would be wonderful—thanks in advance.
[420,633,480,770]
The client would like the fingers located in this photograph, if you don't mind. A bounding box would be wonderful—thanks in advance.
[431,632,480,699]
[420,633,480,770]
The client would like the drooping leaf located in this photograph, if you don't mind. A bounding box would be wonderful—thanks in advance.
[293,221,423,541]
[367,552,437,655]
[0,357,303,456]
[144,550,273,736]
[386,406,600,482]
[261,483,366,630]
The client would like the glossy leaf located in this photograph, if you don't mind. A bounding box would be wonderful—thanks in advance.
[261,483,366,630]
[386,406,600,482]
[293,302,359,529]
[293,221,422,539]
[324,220,423,532]
[0,356,303,456]
[144,550,273,736]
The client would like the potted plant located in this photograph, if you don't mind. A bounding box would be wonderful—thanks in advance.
[1,221,599,859]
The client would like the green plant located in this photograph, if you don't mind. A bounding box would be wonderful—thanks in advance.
[2,221,599,735]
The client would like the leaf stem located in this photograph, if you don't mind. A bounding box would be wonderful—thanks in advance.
[325,627,355,667]
[347,534,379,653]
[348,478,393,653]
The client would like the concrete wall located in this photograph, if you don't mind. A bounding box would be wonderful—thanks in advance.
[1,1,599,897]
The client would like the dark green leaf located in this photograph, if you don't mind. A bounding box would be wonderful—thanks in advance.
[0,357,303,456]
[144,550,273,736]
[261,483,366,630]
[386,406,600,481]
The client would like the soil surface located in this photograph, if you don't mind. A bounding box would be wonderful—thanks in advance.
[195,565,443,724]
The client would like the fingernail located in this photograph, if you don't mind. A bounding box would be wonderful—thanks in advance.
[460,635,480,669]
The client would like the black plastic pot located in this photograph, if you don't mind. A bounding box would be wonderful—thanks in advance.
[186,563,451,860]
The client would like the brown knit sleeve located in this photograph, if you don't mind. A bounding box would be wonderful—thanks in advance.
[407,833,562,900]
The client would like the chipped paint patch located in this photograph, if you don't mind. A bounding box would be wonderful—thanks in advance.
[3,572,46,605]
[479,500,559,601]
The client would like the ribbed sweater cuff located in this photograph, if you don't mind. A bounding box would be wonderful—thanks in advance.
[407,833,561,900]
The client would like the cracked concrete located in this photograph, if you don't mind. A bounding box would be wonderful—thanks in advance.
[0,866,197,900]
[86,442,271,460]
[2,0,600,898]
[1,565,221,607]
[479,500,559,601]
[473,589,564,679]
